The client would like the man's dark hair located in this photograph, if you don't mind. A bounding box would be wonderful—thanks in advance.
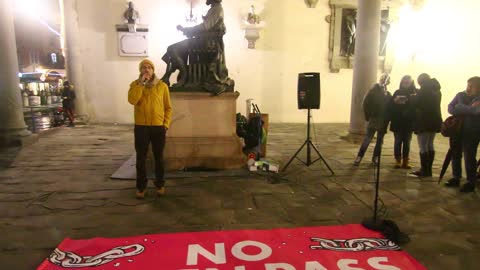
[467,76,480,89]
[417,73,431,87]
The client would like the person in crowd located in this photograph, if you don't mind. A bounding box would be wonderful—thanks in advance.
[444,77,480,188]
[354,73,392,166]
[447,76,480,192]
[61,81,76,127]
[128,59,172,199]
[388,75,416,169]
[410,73,442,177]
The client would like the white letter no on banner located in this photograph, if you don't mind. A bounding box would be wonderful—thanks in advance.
[231,241,272,262]
[186,243,226,265]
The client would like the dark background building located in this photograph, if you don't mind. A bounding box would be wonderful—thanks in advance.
[14,0,64,73]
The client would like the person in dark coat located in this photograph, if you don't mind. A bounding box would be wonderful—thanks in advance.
[388,75,416,169]
[354,74,392,166]
[444,76,480,190]
[410,73,442,177]
[447,76,480,192]
[61,81,76,127]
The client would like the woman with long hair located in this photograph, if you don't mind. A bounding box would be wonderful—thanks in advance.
[410,73,442,177]
[388,75,416,169]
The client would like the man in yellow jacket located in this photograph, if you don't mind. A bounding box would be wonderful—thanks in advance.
[128,59,172,199]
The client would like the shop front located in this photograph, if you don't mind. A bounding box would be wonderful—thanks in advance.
[19,70,65,132]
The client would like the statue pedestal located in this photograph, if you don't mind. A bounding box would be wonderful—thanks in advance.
[160,91,246,170]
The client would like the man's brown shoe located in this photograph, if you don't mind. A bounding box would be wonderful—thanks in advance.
[135,190,146,199]
[402,157,412,169]
[157,187,166,196]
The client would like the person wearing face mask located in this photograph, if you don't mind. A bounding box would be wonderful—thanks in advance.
[128,59,172,199]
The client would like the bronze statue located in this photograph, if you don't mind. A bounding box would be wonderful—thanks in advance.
[379,12,390,56]
[160,0,234,95]
[342,10,356,57]
[124,1,139,24]
[247,5,261,24]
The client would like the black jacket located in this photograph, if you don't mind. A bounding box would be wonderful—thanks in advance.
[61,88,76,109]
[363,83,392,132]
[412,78,442,133]
[388,87,416,132]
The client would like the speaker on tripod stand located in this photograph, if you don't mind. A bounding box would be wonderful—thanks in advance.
[282,73,334,175]
[297,72,320,110]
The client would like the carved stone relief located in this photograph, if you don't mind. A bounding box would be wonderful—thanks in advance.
[116,1,149,57]
[328,0,401,73]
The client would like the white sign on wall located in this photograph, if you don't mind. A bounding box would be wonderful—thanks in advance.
[117,32,149,57]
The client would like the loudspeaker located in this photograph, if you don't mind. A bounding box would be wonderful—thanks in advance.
[297,72,320,109]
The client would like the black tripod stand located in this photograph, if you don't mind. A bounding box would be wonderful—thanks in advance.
[361,149,409,244]
[282,109,334,175]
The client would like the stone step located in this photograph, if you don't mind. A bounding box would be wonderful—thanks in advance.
[162,136,246,170]
[164,136,244,158]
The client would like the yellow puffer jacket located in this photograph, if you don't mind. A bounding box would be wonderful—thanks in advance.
[128,77,172,128]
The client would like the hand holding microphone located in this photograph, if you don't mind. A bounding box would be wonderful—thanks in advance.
[141,74,151,85]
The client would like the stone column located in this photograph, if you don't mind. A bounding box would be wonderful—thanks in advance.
[0,0,31,144]
[61,0,88,119]
[349,0,382,134]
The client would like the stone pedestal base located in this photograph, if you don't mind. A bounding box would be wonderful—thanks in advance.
[0,128,32,147]
[164,136,245,170]
[149,91,246,171]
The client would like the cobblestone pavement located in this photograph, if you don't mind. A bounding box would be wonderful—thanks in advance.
[0,123,478,269]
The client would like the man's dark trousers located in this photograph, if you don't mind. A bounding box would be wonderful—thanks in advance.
[135,125,167,192]
[450,135,463,179]
[463,130,480,185]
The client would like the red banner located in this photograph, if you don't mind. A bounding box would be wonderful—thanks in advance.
[37,224,426,270]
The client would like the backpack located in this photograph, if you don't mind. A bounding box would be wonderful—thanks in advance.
[236,103,264,150]
[243,115,263,149]
[440,115,464,137]
[236,113,248,138]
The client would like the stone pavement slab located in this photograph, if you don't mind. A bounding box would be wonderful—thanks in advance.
[0,123,479,270]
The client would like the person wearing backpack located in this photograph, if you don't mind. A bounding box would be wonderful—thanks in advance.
[447,76,480,192]
[444,77,480,189]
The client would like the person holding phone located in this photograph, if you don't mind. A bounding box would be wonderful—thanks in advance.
[388,75,416,169]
